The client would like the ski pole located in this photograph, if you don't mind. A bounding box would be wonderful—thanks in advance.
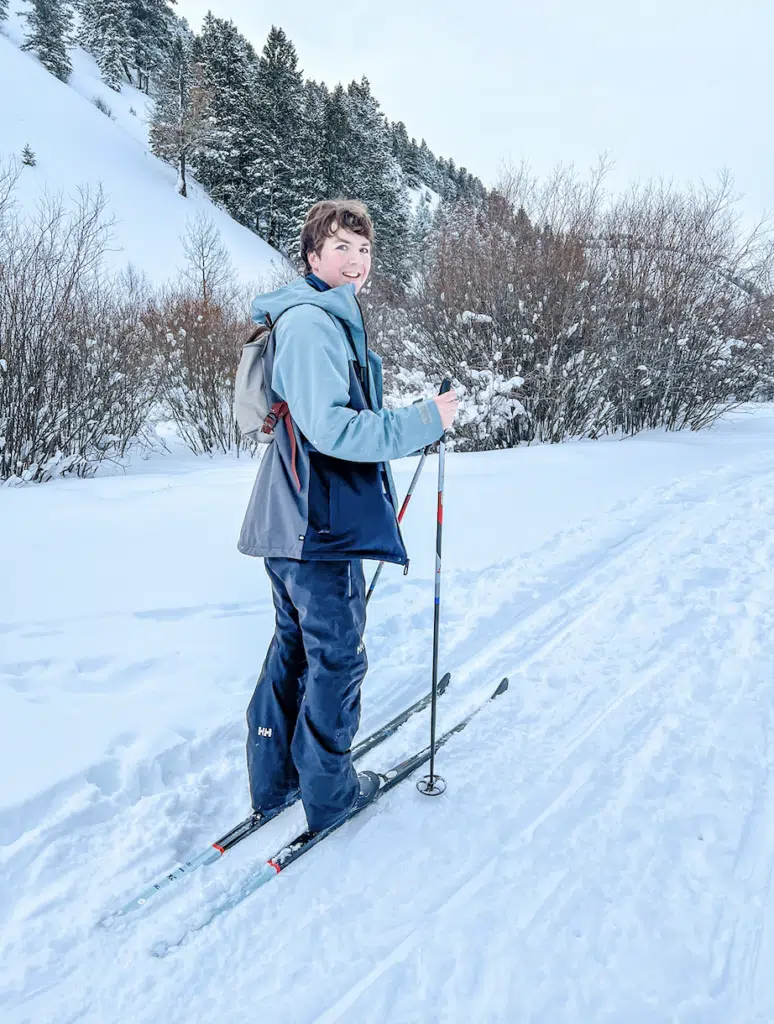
[418,378,452,797]
[365,449,429,604]
[365,384,448,604]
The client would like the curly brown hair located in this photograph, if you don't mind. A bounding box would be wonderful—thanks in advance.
[300,200,375,273]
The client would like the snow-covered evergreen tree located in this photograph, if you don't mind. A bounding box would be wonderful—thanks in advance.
[150,29,210,197]
[318,83,352,199]
[436,157,459,201]
[391,122,421,190]
[250,26,311,253]
[79,0,133,90]
[127,0,175,91]
[0,0,9,27]
[417,139,441,191]
[21,0,73,81]
[190,13,257,224]
[345,77,411,284]
[298,78,329,208]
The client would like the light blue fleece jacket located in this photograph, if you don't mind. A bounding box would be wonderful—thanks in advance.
[250,278,442,462]
[238,278,443,562]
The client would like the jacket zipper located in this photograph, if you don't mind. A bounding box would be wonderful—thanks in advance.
[353,293,372,406]
[354,293,409,573]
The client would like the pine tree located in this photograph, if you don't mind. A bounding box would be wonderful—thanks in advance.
[21,0,73,81]
[345,77,411,285]
[190,13,257,224]
[319,83,352,199]
[0,0,9,26]
[79,0,133,90]
[391,122,421,190]
[150,30,210,197]
[298,78,328,207]
[251,26,310,253]
[127,0,175,91]
[417,139,441,191]
[406,190,436,273]
[21,144,37,166]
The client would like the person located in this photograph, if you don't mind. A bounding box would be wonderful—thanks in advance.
[238,199,459,834]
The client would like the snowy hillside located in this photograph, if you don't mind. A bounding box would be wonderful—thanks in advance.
[0,15,281,285]
[3,406,774,1021]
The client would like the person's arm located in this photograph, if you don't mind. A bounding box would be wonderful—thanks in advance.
[272,305,443,463]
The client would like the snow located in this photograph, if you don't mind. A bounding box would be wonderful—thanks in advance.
[407,182,441,214]
[0,15,282,285]
[3,405,774,1020]
[459,310,494,325]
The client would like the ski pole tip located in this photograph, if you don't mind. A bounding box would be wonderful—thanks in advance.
[417,774,447,796]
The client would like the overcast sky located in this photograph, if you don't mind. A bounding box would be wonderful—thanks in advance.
[175,0,773,223]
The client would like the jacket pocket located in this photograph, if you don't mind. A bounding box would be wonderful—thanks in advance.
[329,462,393,542]
[307,453,331,534]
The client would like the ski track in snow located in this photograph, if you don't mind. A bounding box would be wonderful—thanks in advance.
[3,423,774,1021]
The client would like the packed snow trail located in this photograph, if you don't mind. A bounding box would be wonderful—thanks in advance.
[2,409,774,1021]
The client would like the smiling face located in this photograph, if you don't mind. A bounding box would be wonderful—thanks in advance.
[307,223,372,294]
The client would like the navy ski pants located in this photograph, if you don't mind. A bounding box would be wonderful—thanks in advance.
[246,557,367,833]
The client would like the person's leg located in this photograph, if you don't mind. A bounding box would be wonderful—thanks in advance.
[246,558,306,812]
[287,559,368,832]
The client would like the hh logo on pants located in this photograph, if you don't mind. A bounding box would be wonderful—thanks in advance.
[357,640,365,655]
[256,726,273,738]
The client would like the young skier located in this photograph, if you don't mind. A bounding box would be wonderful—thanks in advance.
[238,199,459,834]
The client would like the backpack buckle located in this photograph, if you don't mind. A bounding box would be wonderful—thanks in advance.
[261,401,288,435]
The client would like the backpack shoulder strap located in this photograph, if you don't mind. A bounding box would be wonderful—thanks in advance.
[246,308,295,345]
[256,305,365,393]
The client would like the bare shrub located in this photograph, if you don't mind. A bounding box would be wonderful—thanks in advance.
[92,95,115,120]
[137,216,251,455]
[144,289,249,454]
[374,166,774,448]
[0,178,159,483]
[180,213,233,304]
[0,159,21,217]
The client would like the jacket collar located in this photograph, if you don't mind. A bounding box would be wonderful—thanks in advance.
[305,272,330,292]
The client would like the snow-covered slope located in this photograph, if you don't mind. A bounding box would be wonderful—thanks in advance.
[2,407,774,1021]
[0,18,281,285]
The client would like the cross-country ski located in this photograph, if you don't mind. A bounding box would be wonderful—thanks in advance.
[150,677,508,957]
[102,674,451,922]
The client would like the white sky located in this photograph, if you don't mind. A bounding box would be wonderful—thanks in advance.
[174,0,774,223]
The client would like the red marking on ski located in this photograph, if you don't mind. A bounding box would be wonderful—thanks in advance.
[268,859,281,874]
[437,493,444,524]
[212,843,225,854]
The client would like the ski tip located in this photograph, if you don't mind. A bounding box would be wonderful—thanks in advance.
[493,677,509,698]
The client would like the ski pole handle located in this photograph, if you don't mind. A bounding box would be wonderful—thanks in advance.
[436,378,453,440]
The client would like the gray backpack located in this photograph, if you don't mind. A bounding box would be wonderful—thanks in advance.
[234,306,363,444]
[233,314,287,444]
